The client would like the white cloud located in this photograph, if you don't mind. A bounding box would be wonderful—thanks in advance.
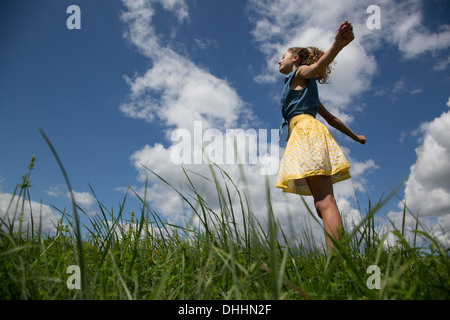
[435,56,450,71]
[394,18,450,59]
[194,38,218,51]
[71,191,95,213]
[45,185,67,198]
[392,78,406,94]
[383,102,450,247]
[404,108,450,218]
[0,192,61,234]
[154,0,188,22]
[362,0,450,59]
[120,0,188,56]
[120,0,249,135]
[45,186,62,197]
[46,185,96,214]
[120,55,245,133]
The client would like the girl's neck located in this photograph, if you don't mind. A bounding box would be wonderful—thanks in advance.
[291,64,301,72]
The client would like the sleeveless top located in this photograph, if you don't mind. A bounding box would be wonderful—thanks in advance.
[278,67,320,142]
[280,67,319,121]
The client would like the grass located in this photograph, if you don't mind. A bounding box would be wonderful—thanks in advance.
[1,142,449,300]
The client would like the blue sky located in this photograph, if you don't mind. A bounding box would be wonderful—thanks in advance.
[1,0,449,246]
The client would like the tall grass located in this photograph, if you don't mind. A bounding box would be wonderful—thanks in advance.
[1,142,449,299]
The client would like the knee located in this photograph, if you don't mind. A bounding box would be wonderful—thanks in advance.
[314,195,337,217]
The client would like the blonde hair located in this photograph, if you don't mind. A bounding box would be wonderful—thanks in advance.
[288,47,333,84]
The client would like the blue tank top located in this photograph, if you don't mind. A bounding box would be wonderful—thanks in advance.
[280,67,319,122]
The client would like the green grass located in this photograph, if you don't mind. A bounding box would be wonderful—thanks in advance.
[1,149,449,300]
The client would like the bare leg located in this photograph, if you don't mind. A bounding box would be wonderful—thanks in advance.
[304,175,343,253]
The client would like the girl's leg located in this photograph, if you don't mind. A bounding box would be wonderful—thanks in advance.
[305,175,344,253]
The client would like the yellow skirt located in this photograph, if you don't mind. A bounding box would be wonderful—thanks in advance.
[276,114,351,196]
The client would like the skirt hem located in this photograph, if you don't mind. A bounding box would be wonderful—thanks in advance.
[275,168,351,196]
[275,114,351,196]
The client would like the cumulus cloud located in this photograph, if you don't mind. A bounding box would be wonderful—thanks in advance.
[384,2,450,59]
[337,147,379,197]
[404,108,450,218]
[46,185,96,214]
[120,55,245,133]
[385,101,450,247]
[0,192,61,234]
[365,0,450,60]
[71,191,96,213]
[119,0,248,134]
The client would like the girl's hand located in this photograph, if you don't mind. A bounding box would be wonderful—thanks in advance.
[355,135,366,144]
[335,21,355,49]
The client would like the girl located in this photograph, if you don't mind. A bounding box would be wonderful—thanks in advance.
[276,21,366,253]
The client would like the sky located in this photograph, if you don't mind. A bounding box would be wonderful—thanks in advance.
[1,0,449,248]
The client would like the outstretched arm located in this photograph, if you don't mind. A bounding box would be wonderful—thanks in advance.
[296,21,355,80]
[318,101,366,144]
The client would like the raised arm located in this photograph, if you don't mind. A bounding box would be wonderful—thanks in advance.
[318,101,366,144]
[296,21,355,80]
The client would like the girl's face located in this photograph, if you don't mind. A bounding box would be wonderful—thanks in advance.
[278,51,297,75]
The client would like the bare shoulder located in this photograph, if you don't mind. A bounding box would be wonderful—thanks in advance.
[290,67,309,90]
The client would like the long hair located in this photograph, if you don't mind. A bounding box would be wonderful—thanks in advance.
[288,47,334,84]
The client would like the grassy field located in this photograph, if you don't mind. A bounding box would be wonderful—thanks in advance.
[1,151,449,300]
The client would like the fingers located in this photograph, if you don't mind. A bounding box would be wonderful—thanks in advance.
[338,21,354,43]
[335,21,355,48]
[338,21,348,30]
[338,21,350,32]
[358,135,366,144]
[340,22,353,36]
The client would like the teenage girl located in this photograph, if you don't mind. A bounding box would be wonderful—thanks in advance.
[276,21,366,253]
